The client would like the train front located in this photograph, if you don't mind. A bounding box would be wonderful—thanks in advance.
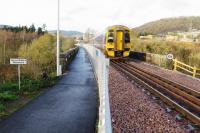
[105,25,132,59]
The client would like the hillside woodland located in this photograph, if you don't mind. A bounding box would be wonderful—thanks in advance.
[133,16,200,34]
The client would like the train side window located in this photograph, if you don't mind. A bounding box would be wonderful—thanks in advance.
[125,32,130,43]
[108,32,114,43]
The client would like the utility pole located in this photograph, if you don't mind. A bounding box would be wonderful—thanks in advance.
[57,0,61,76]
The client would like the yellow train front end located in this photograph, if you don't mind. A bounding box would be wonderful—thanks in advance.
[105,25,132,59]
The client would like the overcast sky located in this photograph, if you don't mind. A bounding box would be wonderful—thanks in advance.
[0,0,200,32]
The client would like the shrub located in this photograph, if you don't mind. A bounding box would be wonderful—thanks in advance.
[0,83,18,92]
[20,76,57,92]
[61,37,75,52]
[19,34,56,79]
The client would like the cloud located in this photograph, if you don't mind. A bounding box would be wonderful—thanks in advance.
[0,0,200,32]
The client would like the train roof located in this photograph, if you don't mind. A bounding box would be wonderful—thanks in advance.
[106,25,130,31]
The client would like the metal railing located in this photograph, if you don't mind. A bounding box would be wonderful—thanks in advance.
[173,59,200,77]
[79,44,112,133]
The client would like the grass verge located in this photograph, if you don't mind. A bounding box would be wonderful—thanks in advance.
[0,77,58,121]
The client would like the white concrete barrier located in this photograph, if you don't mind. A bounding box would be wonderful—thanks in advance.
[78,44,112,133]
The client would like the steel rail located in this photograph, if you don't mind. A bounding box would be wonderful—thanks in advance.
[111,61,200,125]
[123,62,200,107]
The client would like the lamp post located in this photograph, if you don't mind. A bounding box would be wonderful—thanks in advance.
[57,0,61,76]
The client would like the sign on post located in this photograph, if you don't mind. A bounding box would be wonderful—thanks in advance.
[10,58,27,91]
[10,58,27,64]
[166,54,174,60]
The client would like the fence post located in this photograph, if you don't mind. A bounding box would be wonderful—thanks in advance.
[173,59,177,71]
[159,55,161,66]
[193,66,197,77]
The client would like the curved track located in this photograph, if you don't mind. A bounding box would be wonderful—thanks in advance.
[111,60,200,126]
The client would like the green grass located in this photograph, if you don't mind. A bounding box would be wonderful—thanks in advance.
[0,83,18,92]
[0,76,58,118]
[0,76,57,93]
[0,104,5,112]
[0,92,18,101]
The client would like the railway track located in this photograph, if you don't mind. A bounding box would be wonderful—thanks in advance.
[111,60,200,126]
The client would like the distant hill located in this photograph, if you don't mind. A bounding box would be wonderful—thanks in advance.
[0,25,4,28]
[94,34,104,44]
[133,16,200,34]
[49,30,83,37]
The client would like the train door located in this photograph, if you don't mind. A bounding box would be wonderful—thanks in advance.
[116,31,123,51]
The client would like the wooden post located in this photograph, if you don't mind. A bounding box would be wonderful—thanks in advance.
[3,36,7,64]
[173,59,177,71]
[159,55,161,66]
[18,64,21,91]
[193,66,197,77]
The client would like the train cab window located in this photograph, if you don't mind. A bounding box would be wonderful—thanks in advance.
[125,32,130,43]
[108,32,114,43]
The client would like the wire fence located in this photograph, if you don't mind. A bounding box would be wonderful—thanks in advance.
[79,44,112,133]
[130,51,173,69]
[146,53,172,68]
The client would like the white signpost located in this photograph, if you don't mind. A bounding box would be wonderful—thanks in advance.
[10,58,27,90]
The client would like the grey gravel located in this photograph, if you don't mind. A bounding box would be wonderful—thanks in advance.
[109,66,190,133]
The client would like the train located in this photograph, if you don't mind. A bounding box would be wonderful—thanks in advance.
[104,25,132,59]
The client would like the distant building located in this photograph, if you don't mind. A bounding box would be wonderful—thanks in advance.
[155,34,165,40]
[83,28,96,43]
[177,29,200,42]
[83,33,95,43]
[158,29,200,42]
[165,35,179,41]
[139,35,154,39]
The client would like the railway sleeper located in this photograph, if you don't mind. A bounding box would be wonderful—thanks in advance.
[115,62,200,113]
[126,62,200,98]
[122,62,200,107]
[111,62,200,126]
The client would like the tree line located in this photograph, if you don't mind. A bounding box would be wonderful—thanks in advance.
[2,24,47,36]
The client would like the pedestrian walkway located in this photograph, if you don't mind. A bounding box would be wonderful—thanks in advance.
[0,48,97,133]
